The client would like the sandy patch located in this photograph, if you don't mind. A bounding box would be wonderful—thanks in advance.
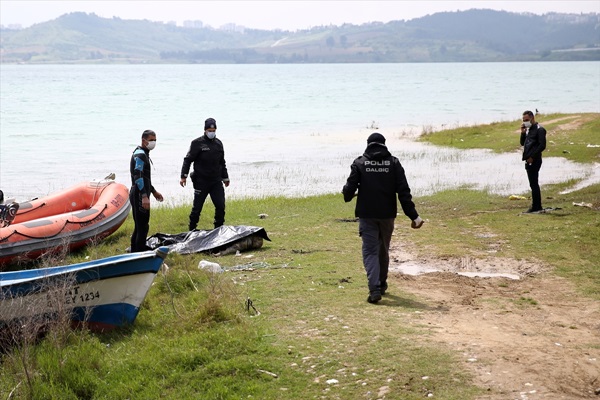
[542,114,600,133]
[388,244,600,399]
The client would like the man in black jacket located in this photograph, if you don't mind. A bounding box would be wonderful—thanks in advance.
[130,130,163,252]
[520,110,547,213]
[180,118,230,230]
[343,133,423,304]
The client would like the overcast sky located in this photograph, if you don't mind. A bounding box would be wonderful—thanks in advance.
[1,1,599,30]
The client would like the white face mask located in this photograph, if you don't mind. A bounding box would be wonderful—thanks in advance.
[146,140,156,150]
[523,121,532,128]
[206,131,216,139]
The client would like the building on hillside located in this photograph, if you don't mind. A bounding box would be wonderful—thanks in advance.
[183,20,203,29]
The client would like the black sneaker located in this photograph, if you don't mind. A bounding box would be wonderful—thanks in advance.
[367,291,382,304]
[380,282,388,296]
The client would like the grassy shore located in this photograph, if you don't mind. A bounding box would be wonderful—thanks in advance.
[1,114,598,399]
[419,112,600,164]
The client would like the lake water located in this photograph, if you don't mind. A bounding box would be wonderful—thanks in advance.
[1,62,599,205]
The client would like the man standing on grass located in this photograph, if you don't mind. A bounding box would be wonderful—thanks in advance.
[520,110,547,213]
[180,118,230,230]
[130,129,163,252]
[342,133,424,304]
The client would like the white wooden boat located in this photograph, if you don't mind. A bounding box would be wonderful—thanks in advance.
[0,247,168,332]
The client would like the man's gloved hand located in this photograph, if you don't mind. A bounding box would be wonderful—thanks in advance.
[411,216,424,229]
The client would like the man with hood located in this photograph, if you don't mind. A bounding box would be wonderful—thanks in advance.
[342,133,424,304]
[180,118,230,230]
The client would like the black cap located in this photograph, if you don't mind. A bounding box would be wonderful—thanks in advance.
[204,118,217,130]
[367,132,386,144]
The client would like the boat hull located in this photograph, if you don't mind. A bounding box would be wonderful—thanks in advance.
[0,247,168,332]
[0,179,131,267]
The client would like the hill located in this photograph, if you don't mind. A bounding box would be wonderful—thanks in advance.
[1,9,599,63]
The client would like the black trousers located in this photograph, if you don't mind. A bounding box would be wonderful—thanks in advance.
[129,188,150,252]
[525,158,543,210]
[189,181,225,230]
[359,218,395,293]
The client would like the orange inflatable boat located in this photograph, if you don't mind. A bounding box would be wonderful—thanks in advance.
[0,177,131,267]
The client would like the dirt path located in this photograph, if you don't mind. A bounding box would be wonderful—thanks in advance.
[388,246,600,399]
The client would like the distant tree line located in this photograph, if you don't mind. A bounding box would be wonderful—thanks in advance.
[1,9,598,63]
[159,49,311,63]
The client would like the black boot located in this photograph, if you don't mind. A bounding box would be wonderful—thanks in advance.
[367,290,382,304]
[380,281,388,296]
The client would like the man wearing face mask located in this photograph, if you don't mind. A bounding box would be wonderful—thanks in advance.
[180,118,230,230]
[520,110,547,213]
[130,129,163,252]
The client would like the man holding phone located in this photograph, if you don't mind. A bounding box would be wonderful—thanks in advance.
[520,110,547,213]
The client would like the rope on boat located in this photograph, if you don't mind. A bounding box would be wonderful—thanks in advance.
[14,178,112,219]
[15,202,47,216]
[0,204,109,242]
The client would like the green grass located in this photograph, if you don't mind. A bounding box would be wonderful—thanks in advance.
[3,187,598,398]
[2,114,599,399]
[0,196,481,399]
[419,112,600,163]
[514,297,539,307]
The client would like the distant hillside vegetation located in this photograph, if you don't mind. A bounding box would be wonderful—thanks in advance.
[1,9,598,63]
